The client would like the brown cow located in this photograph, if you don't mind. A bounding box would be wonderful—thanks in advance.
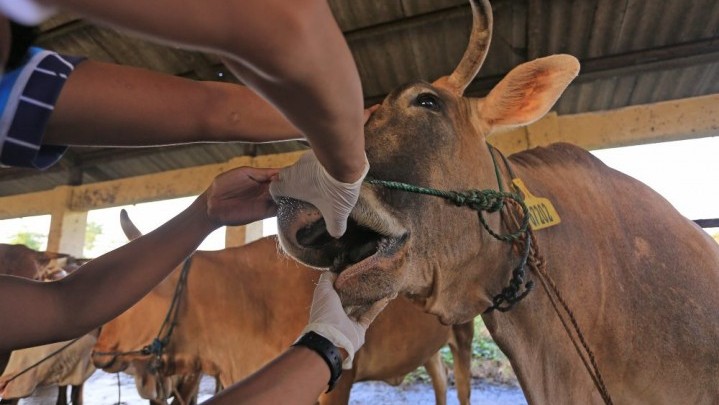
[0,244,92,405]
[275,0,719,404]
[93,214,472,405]
[0,334,96,405]
[0,244,68,281]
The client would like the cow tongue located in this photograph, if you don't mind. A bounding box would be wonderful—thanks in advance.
[330,238,379,274]
[348,238,379,263]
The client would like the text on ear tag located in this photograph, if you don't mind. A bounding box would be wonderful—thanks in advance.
[511,178,561,230]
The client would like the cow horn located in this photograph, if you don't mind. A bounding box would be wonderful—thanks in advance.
[120,209,143,240]
[434,0,493,95]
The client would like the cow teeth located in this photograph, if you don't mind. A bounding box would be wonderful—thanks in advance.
[331,252,349,273]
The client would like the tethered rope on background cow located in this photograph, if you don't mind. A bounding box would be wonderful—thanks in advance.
[93,257,192,363]
[147,256,192,358]
[1,337,82,386]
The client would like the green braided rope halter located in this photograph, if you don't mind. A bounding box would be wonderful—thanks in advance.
[364,179,529,242]
[364,151,535,312]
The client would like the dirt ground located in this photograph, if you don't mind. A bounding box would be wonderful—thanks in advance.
[15,370,528,405]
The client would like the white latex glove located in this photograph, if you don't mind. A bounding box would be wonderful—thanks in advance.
[0,0,56,25]
[270,150,369,238]
[300,272,390,369]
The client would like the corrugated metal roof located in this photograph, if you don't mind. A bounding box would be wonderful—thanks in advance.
[1,0,717,197]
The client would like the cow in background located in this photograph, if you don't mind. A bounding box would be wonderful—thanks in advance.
[0,333,96,405]
[92,210,473,405]
[0,244,94,404]
[0,244,69,281]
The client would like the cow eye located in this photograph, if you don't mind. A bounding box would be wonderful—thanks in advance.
[415,93,441,111]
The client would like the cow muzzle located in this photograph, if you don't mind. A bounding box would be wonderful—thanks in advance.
[276,193,410,305]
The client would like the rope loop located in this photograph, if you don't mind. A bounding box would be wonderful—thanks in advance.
[366,177,533,310]
[367,178,528,243]
[142,338,166,357]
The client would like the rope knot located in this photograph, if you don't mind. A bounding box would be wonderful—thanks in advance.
[142,338,166,356]
[448,190,504,213]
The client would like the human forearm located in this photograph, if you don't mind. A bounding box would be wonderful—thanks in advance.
[0,196,215,351]
[55,195,216,337]
[0,167,276,351]
[219,4,366,183]
[205,346,330,405]
[46,61,301,146]
[41,0,366,182]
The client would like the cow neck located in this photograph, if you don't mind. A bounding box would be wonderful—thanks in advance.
[92,257,193,365]
[486,145,615,405]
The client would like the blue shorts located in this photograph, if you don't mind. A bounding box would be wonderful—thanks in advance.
[0,47,85,169]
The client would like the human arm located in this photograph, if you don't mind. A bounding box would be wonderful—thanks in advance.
[203,272,390,404]
[38,0,366,182]
[44,60,301,146]
[0,166,278,352]
[206,346,330,405]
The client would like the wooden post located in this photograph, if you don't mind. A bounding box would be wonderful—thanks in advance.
[46,186,88,256]
[225,220,266,247]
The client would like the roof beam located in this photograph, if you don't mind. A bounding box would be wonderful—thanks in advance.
[364,36,719,104]
[0,152,304,219]
[464,37,719,96]
[489,93,719,154]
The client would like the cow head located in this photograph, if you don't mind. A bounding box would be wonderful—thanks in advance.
[276,0,579,323]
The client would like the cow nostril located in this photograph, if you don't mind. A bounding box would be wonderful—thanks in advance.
[296,219,333,248]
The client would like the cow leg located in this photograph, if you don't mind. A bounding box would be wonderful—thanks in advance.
[424,351,448,405]
[170,373,201,405]
[56,385,68,405]
[449,321,474,405]
[0,399,18,405]
[213,376,223,395]
[71,384,84,405]
[317,368,355,405]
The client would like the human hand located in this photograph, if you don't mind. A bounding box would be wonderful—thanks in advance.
[204,166,279,227]
[269,107,377,238]
[301,272,390,369]
[269,151,368,238]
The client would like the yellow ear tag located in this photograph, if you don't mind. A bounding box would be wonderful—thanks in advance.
[511,178,561,230]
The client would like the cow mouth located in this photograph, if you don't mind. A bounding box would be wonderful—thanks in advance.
[296,216,408,278]
[278,194,409,292]
[91,352,125,372]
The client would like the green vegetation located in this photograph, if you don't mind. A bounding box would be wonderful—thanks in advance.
[10,231,46,250]
[9,221,102,254]
[85,221,103,251]
[403,317,517,386]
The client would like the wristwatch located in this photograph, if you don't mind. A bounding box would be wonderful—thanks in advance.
[292,331,343,392]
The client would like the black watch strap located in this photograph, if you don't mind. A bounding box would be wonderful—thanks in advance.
[292,331,343,392]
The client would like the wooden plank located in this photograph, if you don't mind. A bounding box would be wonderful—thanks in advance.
[0,152,303,220]
[489,93,719,155]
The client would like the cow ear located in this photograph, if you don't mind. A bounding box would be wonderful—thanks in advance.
[480,54,579,129]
